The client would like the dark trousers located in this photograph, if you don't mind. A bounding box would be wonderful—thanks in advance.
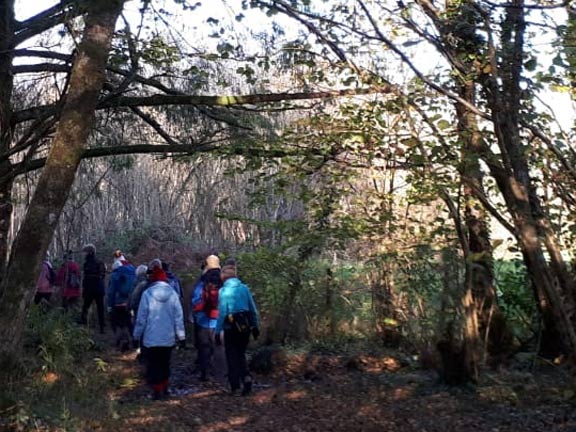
[111,305,132,349]
[224,328,251,391]
[34,292,52,305]
[81,288,105,331]
[110,305,132,333]
[147,346,173,388]
[198,327,214,374]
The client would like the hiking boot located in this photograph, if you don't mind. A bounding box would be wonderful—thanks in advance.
[152,391,163,401]
[199,371,208,382]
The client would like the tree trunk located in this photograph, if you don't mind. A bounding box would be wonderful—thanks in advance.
[0,0,124,365]
[0,0,15,274]
[481,0,576,358]
[456,81,513,366]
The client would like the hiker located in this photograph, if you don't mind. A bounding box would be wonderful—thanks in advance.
[79,244,106,333]
[162,262,183,299]
[108,252,136,351]
[130,265,150,361]
[56,250,81,310]
[130,264,149,318]
[191,255,226,382]
[215,264,260,396]
[133,259,186,400]
[34,256,55,305]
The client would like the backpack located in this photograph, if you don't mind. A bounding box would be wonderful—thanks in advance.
[202,282,220,319]
[67,268,80,289]
[228,311,252,334]
[117,265,136,297]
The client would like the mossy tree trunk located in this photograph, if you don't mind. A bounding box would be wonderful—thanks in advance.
[0,0,125,365]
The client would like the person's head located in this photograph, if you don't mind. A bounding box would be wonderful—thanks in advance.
[113,249,123,259]
[204,255,220,274]
[147,258,167,282]
[221,264,237,282]
[136,265,148,278]
[64,250,73,261]
[161,261,171,272]
[223,257,237,267]
[82,244,96,258]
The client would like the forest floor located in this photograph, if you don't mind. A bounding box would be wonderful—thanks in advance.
[83,334,576,432]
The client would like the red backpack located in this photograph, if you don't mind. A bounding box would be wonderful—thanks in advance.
[202,282,220,319]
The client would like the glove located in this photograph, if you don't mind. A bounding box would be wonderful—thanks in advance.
[252,328,260,340]
[215,333,222,346]
[177,339,187,350]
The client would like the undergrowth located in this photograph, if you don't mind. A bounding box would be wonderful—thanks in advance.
[0,306,121,431]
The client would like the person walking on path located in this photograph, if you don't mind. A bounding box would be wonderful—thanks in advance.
[130,264,149,318]
[133,259,186,400]
[34,256,55,305]
[162,262,183,300]
[191,257,226,382]
[215,264,260,396]
[56,250,81,310]
[79,244,106,334]
[108,252,136,351]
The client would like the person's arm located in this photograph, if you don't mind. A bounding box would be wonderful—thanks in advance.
[191,281,204,310]
[246,286,260,329]
[133,293,149,340]
[174,295,186,341]
[215,288,229,334]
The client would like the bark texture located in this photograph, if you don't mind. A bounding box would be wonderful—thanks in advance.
[0,0,15,273]
[0,0,125,365]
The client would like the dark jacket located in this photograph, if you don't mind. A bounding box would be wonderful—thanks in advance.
[83,253,106,296]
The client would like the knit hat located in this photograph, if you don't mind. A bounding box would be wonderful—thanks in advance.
[136,265,148,278]
[149,265,168,282]
[221,264,237,281]
[204,255,220,274]
[82,244,96,255]
[148,258,162,271]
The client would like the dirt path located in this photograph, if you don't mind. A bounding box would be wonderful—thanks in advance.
[93,343,576,432]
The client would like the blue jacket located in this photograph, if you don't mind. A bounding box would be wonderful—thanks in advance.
[191,280,216,329]
[215,277,259,333]
[107,264,136,308]
[133,281,185,348]
[167,272,183,298]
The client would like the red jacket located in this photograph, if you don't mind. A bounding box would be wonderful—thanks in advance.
[56,261,81,298]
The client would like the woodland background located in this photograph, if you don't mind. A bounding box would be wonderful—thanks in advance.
[2,0,576,429]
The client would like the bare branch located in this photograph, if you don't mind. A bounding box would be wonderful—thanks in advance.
[12,87,390,124]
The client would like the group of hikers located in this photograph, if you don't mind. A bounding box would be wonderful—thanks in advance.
[34,244,260,400]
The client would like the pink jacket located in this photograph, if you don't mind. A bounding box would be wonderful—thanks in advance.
[36,261,53,294]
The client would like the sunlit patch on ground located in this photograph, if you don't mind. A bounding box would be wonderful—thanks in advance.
[283,389,308,401]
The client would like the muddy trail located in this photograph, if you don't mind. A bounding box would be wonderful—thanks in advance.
[92,336,576,432]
